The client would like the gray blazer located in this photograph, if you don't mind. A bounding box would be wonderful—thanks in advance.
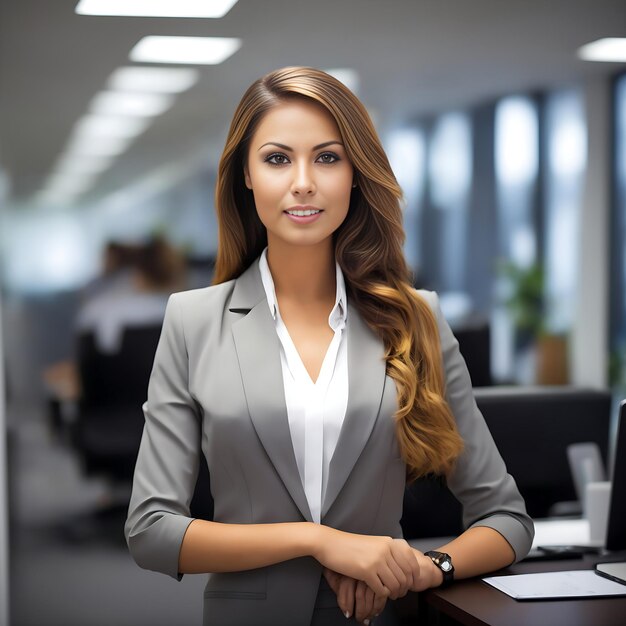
[124,258,534,626]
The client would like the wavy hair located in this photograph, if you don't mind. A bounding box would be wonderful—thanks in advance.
[213,66,463,479]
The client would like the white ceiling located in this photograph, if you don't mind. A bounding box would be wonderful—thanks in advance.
[0,0,624,206]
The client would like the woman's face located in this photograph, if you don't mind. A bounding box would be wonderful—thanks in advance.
[244,98,354,252]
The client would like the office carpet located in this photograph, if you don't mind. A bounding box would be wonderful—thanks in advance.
[8,403,205,626]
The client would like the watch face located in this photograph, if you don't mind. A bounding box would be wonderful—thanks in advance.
[441,561,452,572]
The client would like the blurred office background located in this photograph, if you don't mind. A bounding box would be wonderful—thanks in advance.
[0,1,625,624]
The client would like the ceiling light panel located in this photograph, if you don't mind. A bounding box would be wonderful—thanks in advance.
[107,67,199,93]
[74,114,152,139]
[129,36,241,65]
[90,91,174,117]
[65,132,135,157]
[75,0,239,19]
[578,38,626,62]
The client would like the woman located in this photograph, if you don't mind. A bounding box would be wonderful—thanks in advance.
[124,67,533,626]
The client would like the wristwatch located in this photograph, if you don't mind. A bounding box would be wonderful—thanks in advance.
[424,550,454,587]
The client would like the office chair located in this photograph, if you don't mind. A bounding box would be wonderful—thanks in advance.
[473,386,612,518]
[401,386,612,539]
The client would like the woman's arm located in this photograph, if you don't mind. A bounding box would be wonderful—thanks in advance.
[179,519,421,598]
[430,526,515,581]
[422,289,535,560]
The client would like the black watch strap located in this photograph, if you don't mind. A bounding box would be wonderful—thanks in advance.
[424,550,455,587]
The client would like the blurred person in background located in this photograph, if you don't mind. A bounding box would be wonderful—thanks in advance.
[125,67,533,626]
[43,235,187,413]
[77,235,187,354]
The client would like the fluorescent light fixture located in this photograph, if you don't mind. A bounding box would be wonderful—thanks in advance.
[326,68,360,95]
[34,189,75,206]
[108,67,199,93]
[65,131,135,157]
[90,91,174,117]
[75,0,239,19]
[578,38,626,62]
[54,152,116,176]
[74,114,152,139]
[130,36,241,65]
[46,172,98,195]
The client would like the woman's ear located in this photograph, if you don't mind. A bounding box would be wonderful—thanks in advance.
[243,165,252,190]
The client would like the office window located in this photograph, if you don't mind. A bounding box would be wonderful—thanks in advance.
[495,96,539,267]
[2,210,97,293]
[425,112,472,292]
[493,96,540,381]
[611,73,626,386]
[544,90,586,333]
[386,128,426,278]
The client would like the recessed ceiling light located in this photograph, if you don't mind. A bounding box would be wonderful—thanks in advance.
[65,132,135,157]
[129,36,241,65]
[108,67,199,93]
[53,153,116,177]
[90,91,174,117]
[74,114,152,139]
[75,0,239,19]
[578,38,626,62]
[46,171,99,195]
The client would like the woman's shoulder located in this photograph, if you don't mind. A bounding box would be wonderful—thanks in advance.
[413,288,440,312]
[167,279,237,318]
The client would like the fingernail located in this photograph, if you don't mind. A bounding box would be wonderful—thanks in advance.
[364,620,371,625]
[344,611,350,619]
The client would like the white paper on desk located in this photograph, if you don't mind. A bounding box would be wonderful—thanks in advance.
[482,570,626,600]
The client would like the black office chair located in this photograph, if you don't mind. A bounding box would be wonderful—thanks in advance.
[454,322,492,387]
[401,386,612,539]
[473,386,612,518]
[60,324,164,543]
[72,325,163,481]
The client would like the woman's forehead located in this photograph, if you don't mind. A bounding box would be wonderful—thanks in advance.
[250,99,341,147]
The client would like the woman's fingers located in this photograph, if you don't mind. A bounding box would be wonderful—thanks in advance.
[315,528,421,599]
[323,567,341,594]
[338,576,356,618]
[372,590,387,619]
[385,555,408,598]
[354,581,375,623]
[388,539,422,597]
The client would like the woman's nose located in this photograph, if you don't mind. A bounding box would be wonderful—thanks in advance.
[290,163,316,195]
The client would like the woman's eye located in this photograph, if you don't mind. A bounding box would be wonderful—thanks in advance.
[317,152,339,164]
[265,153,289,166]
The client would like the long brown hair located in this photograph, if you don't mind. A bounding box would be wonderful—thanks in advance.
[213,66,463,479]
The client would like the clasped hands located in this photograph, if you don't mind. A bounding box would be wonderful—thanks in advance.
[316,529,438,624]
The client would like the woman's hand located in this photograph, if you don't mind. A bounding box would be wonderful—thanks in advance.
[323,568,387,624]
[409,548,444,591]
[313,526,421,598]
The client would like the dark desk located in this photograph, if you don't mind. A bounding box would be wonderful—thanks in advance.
[419,555,626,626]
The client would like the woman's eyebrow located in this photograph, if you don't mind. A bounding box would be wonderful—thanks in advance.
[257,140,343,152]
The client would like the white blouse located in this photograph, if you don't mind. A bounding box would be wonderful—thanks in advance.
[259,248,349,523]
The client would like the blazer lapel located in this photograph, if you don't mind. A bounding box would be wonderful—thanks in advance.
[229,260,313,522]
[322,303,387,518]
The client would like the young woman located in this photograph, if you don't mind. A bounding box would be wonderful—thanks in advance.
[124,66,534,626]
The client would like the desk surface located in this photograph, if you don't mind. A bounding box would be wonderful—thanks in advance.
[423,555,626,626]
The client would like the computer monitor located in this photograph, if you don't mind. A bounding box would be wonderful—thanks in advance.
[606,399,626,551]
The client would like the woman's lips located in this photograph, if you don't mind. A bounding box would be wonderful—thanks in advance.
[283,209,323,224]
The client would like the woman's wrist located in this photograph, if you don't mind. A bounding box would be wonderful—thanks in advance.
[427,558,444,587]
[412,548,445,589]
[305,522,327,561]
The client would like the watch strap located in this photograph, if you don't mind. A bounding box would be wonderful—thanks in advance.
[424,550,455,587]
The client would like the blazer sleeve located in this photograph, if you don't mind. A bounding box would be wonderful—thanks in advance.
[124,293,201,580]
[420,290,535,562]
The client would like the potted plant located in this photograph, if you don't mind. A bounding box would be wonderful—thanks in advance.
[497,260,568,384]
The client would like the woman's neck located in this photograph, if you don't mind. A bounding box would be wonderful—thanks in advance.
[266,241,336,306]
